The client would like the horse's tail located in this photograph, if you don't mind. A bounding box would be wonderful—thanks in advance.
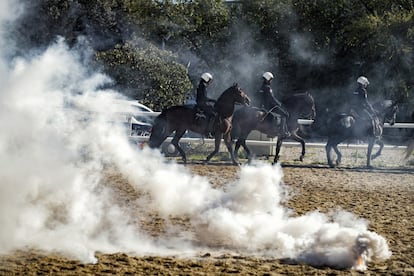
[405,139,414,159]
[148,111,169,148]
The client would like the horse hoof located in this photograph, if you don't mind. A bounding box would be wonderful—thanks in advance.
[299,156,304,162]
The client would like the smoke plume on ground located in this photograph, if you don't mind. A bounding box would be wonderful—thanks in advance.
[0,1,391,270]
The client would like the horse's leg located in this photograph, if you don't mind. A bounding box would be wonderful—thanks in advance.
[229,138,238,163]
[241,138,253,164]
[234,139,242,161]
[325,140,334,168]
[273,137,283,164]
[171,129,187,164]
[371,139,384,160]
[223,132,239,166]
[326,138,341,168]
[289,131,306,162]
[235,132,251,164]
[205,133,222,164]
[366,138,375,168]
[332,142,342,166]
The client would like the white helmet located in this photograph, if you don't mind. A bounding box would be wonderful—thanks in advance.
[201,72,213,83]
[357,76,369,87]
[262,72,274,81]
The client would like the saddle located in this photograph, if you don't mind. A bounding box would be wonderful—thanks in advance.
[194,106,218,137]
[195,108,207,120]
[259,110,290,137]
[259,109,281,124]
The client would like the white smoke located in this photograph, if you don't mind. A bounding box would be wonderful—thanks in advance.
[289,32,328,65]
[0,0,391,271]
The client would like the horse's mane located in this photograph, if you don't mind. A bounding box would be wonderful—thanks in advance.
[282,91,313,102]
[291,91,312,97]
[216,83,239,101]
[373,99,393,109]
[282,91,314,108]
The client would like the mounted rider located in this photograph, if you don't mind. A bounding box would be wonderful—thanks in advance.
[195,72,217,136]
[257,72,290,137]
[349,76,381,135]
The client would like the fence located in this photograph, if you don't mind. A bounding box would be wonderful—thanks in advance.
[128,113,414,152]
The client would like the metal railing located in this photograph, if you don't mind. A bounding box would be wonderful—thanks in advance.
[128,113,414,150]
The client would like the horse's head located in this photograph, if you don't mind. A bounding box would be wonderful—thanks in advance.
[305,92,317,120]
[283,91,316,119]
[231,83,250,106]
[384,102,398,125]
[374,100,398,125]
[215,84,250,117]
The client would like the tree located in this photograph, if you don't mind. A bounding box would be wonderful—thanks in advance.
[125,0,230,65]
[95,42,192,111]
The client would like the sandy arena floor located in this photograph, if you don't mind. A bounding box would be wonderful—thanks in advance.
[1,146,413,275]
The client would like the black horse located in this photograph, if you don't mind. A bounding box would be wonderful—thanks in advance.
[148,83,250,164]
[325,100,398,168]
[405,136,414,159]
[231,92,316,164]
[405,111,414,159]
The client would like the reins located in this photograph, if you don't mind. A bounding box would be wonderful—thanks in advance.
[260,105,278,122]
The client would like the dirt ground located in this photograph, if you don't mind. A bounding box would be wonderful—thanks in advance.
[1,146,414,275]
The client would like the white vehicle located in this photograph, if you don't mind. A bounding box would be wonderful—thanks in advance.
[113,99,155,137]
[128,100,154,113]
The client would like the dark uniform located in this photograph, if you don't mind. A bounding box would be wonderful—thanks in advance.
[195,79,216,135]
[196,80,215,110]
[350,84,377,120]
[350,81,381,136]
[257,82,290,136]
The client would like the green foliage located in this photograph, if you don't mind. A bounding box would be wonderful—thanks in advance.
[125,0,230,53]
[12,0,414,116]
[241,0,295,45]
[96,43,192,111]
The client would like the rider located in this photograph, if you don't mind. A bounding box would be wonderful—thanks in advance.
[350,76,377,120]
[195,72,216,136]
[257,71,290,137]
[349,76,381,135]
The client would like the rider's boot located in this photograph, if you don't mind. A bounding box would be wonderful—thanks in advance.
[205,116,214,138]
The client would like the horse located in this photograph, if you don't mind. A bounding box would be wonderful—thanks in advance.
[404,111,414,159]
[148,83,250,164]
[405,139,414,159]
[231,92,316,164]
[325,100,398,168]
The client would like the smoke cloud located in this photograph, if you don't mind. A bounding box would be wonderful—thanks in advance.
[0,0,391,271]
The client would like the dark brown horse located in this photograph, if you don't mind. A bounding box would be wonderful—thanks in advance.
[231,92,316,164]
[325,100,398,168]
[148,83,250,164]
